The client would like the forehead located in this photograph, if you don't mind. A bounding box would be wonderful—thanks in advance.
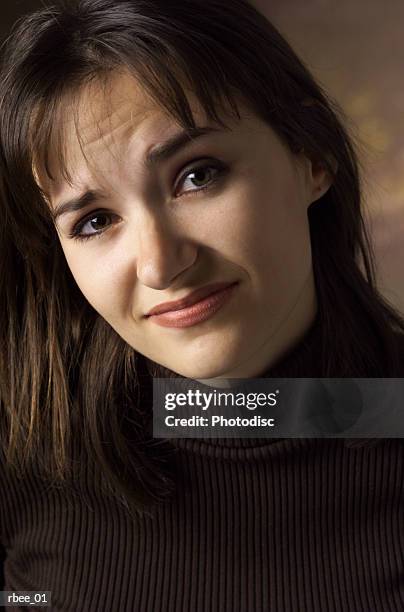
[37,70,210,196]
[74,72,156,142]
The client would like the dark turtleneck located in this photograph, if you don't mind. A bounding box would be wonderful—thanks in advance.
[1,315,404,611]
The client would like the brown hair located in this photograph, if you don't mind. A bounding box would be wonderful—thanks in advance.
[1,0,403,514]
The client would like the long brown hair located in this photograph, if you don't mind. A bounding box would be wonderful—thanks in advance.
[1,0,403,514]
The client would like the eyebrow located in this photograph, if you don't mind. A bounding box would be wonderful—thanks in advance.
[51,126,223,223]
[145,125,222,166]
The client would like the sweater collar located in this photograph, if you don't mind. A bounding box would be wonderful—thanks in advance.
[138,312,385,451]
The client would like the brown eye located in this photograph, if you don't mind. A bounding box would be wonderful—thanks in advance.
[87,214,110,231]
[69,211,119,242]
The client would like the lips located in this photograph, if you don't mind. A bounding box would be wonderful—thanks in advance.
[145,281,238,317]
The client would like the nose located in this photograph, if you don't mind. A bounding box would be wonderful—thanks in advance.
[135,214,198,289]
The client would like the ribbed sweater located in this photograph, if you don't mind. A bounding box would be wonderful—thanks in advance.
[1,316,404,611]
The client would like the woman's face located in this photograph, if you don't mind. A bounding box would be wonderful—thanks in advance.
[41,71,332,380]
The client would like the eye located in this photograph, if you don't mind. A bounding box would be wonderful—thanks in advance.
[174,160,227,197]
[67,160,228,242]
[68,211,119,242]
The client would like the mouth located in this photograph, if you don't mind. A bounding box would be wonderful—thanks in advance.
[144,281,239,317]
[144,281,239,329]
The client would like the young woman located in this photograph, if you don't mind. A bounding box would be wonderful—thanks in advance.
[1,0,403,610]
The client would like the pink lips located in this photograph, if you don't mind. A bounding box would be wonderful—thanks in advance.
[145,281,239,328]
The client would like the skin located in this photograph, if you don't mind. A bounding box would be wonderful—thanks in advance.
[39,71,333,381]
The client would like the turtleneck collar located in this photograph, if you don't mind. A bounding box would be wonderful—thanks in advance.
[137,314,326,452]
[137,313,382,452]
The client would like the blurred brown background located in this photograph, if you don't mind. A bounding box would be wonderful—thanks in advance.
[255,0,404,315]
[2,0,404,314]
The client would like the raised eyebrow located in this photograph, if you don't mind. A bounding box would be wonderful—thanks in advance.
[144,126,224,167]
[51,126,225,222]
[51,190,106,223]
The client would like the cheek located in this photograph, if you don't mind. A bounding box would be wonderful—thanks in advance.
[62,245,126,320]
[219,167,313,316]
[209,171,310,268]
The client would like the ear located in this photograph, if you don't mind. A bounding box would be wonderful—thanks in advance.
[302,154,337,207]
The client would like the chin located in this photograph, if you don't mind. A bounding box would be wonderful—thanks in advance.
[172,355,239,381]
[180,367,225,381]
[170,334,248,380]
